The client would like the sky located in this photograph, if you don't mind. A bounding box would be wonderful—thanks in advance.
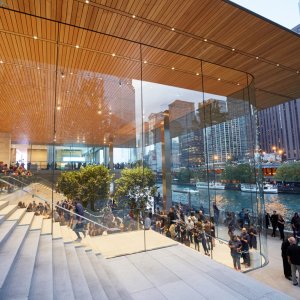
[231,0,300,29]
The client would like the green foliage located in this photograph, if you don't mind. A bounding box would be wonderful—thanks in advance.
[56,165,113,210]
[56,171,80,200]
[275,162,300,182]
[222,163,256,183]
[78,165,113,210]
[114,167,157,215]
[176,168,193,183]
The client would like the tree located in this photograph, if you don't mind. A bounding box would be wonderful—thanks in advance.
[56,171,80,200]
[78,165,113,210]
[275,162,300,182]
[57,165,113,210]
[176,168,193,183]
[114,167,157,226]
[221,163,256,183]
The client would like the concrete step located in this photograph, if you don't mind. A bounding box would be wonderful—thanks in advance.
[53,221,62,239]
[97,254,133,300]
[29,235,53,300]
[75,247,108,300]
[0,200,8,210]
[52,238,75,300]
[64,244,93,300]
[7,208,27,222]
[0,230,40,299]
[41,218,51,235]
[0,204,18,223]
[0,225,29,290]
[30,215,43,231]
[0,220,17,247]
[19,212,35,226]
[87,251,121,300]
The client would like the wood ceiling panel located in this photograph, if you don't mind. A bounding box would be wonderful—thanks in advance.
[0,0,299,145]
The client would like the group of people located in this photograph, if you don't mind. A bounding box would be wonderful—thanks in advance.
[266,211,300,241]
[281,236,300,287]
[18,200,51,217]
[0,161,32,176]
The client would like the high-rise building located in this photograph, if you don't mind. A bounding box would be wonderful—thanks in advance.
[258,99,300,160]
[258,24,300,160]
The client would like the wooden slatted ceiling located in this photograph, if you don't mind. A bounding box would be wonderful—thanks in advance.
[4,0,298,107]
[0,0,299,145]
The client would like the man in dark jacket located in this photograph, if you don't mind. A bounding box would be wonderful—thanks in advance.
[281,238,292,280]
[270,211,278,237]
[287,237,300,286]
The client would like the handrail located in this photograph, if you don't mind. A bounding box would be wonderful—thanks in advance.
[22,184,119,232]
[3,176,28,187]
[0,178,15,187]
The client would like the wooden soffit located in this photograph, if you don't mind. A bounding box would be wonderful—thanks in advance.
[0,0,299,146]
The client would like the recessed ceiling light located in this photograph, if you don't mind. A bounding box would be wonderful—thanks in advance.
[232,48,235,51]
[75,45,80,49]
[143,60,147,64]
[171,28,175,31]
[57,106,61,110]
[70,72,73,75]
[112,53,116,57]
[276,64,280,67]
[0,60,3,64]
[132,15,136,18]
[33,36,38,40]
[237,83,240,86]
[217,78,221,81]
[196,73,199,76]
[171,67,175,70]
[98,110,102,114]
[37,67,40,70]
[85,0,89,3]
[297,71,300,74]
[204,38,207,42]
[256,56,259,60]
[61,73,65,78]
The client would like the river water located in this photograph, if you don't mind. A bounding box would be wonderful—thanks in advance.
[157,184,299,221]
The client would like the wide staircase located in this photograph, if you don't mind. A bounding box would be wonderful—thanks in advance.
[0,195,132,300]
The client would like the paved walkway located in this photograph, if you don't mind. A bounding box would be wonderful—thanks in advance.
[249,235,299,299]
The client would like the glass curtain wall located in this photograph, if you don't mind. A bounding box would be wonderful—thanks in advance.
[11,18,266,269]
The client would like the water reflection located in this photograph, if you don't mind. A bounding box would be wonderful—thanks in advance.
[158,184,299,219]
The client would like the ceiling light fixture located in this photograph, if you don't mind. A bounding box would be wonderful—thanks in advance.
[132,15,136,18]
[57,106,61,111]
[232,48,235,51]
[112,53,116,57]
[217,78,221,81]
[0,60,3,64]
[143,60,147,64]
[171,67,175,70]
[204,38,208,42]
[276,64,280,67]
[98,110,102,114]
[85,0,89,3]
[297,71,299,74]
[33,36,38,40]
[196,73,199,76]
[256,56,259,60]
[171,28,175,31]
[75,45,80,49]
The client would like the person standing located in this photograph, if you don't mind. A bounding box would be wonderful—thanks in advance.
[213,202,220,225]
[228,235,242,271]
[281,238,292,280]
[291,212,300,238]
[248,226,257,249]
[240,228,250,267]
[287,237,300,286]
[277,214,285,240]
[270,211,278,237]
